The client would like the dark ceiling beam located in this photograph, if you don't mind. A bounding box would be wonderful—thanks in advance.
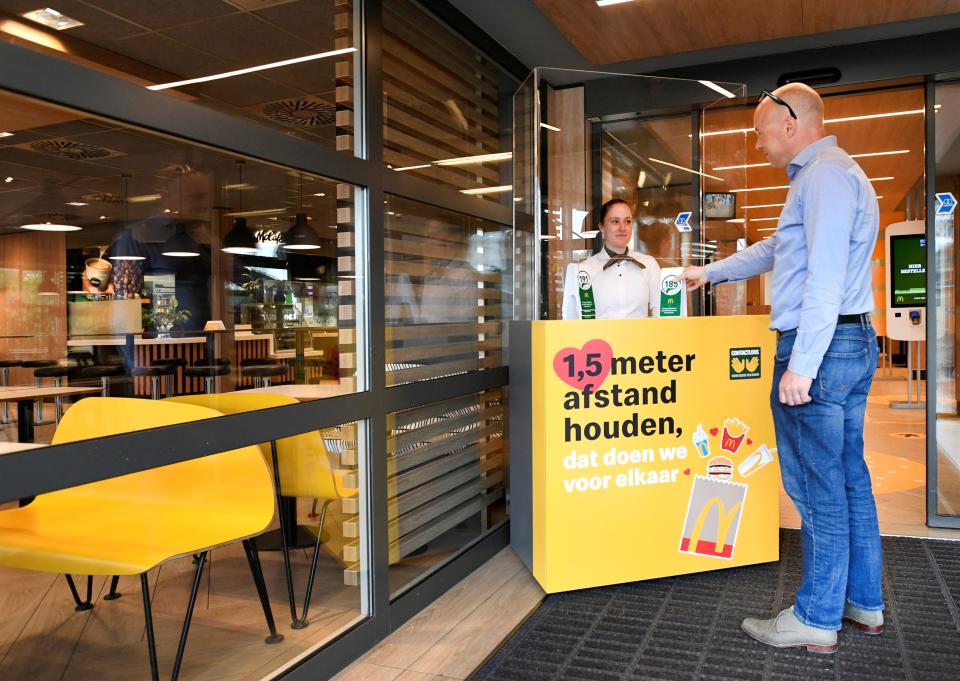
[448,1,960,87]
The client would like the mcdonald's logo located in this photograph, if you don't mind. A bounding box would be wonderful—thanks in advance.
[680,492,745,560]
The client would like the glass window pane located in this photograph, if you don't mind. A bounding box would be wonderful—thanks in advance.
[935,82,960,517]
[383,0,515,200]
[0,0,358,153]
[0,90,365,446]
[0,415,368,678]
[387,389,507,597]
[384,195,510,386]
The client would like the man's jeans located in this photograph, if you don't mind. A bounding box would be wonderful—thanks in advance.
[772,322,883,630]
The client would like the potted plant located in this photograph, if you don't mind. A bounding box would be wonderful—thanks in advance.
[143,298,191,338]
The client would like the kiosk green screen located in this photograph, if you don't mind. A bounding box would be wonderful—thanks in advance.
[890,234,926,307]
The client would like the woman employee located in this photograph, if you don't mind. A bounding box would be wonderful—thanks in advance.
[564,199,661,319]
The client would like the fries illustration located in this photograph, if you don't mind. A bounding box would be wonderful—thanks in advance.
[720,417,749,454]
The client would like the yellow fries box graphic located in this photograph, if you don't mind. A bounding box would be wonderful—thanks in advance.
[509,316,780,593]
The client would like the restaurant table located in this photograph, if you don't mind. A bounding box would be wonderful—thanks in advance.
[0,386,102,442]
[244,381,351,549]
[243,382,350,401]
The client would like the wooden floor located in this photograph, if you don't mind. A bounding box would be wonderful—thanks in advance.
[333,548,544,681]
[0,508,366,681]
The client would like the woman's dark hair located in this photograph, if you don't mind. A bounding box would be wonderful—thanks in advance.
[597,198,631,226]
[592,199,632,254]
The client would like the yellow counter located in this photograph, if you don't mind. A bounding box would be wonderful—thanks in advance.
[510,316,780,593]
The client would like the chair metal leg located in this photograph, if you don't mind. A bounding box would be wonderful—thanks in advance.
[150,376,161,401]
[104,575,122,600]
[64,574,94,611]
[1,367,11,423]
[296,500,332,628]
[170,551,207,681]
[140,573,160,681]
[165,373,175,399]
[100,376,110,398]
[242,538,284,644]
[54,376,64,423]
[269,440,299,628]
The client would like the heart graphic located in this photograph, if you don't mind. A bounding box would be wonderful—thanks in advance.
[683,468,691,476]
[709,427,719,437]
[552,339,613,392]
[746,439,753,445]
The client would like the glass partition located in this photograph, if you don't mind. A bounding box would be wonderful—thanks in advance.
[0,89,365,445]
[384,196,510,386]
[387,388,507,597]
[382,0,514,202]
[0,414,368,680]
[511,68,747,321]
[933,81,960,521]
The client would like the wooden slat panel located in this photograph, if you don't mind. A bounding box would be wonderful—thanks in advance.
[386,321,501,341]
[388,449,480,498]
[388,497,482,562]
[389,426,500,476]
[390,481,481,540]
[388,462,486,519]
[385,283,502,302]
[388,339,500,363]
[386,260,503,282]
[388,407,487,452]
[386,355,501,384]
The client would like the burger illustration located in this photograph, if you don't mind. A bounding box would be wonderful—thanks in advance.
[707,456,734,480]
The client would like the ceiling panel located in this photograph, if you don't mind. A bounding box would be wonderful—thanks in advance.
[803,0,960,33]
[84,0,237,31]
[113,33,230,79]
[159,11,318,66]
[533,0,960,65]
[533,0,801,65]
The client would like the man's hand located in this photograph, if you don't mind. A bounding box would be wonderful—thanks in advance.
[779,370,813,406]
[682,266,709,290]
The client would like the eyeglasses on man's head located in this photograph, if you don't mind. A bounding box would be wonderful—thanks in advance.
[759,90,797,120]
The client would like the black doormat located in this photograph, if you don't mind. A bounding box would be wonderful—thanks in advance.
[471,530,960,681]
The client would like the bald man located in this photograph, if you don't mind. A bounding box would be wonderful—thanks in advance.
[684,84,882,653]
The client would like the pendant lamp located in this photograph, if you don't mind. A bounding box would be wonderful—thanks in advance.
[19,181,81,232]
[283,175,321,250]
[161,169,201,257]
[222,161,257,255]
[162,223,201,257]
[109,174,146,261]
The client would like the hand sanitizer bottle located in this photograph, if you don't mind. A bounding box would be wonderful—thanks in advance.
[693,424,710,458]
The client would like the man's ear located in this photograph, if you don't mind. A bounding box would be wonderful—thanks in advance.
[784,117,796,138]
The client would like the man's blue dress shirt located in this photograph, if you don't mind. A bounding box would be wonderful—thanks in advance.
[705,135,880,379]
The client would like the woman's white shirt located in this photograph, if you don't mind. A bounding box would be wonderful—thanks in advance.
[574,248,660,319]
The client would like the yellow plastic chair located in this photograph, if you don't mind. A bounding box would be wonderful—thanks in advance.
[167,392,356,629]
[0,398,282,681]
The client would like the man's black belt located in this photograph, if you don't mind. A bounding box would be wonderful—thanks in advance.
[837,313,870,325]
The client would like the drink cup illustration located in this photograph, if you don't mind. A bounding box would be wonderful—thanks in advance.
[738,445,776,478]
[692,424,710,458]
[720,417,749,454]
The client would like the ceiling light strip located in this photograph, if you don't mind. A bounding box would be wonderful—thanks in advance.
[649,157,725,182]
[704,109,927,137]
[699,80,738,99]
[434,152,512,166]
[148,47,357,91]
[460,185,512,195]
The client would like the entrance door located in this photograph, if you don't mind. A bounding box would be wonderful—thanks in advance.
[929,81,960,527]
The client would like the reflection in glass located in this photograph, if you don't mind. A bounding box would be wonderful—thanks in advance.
[384,196,510,386]
[0,90,363,445]
[935,83,960,517]
[387,390,507,597]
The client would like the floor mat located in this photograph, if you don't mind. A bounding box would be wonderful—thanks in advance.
[471,530,960,680]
